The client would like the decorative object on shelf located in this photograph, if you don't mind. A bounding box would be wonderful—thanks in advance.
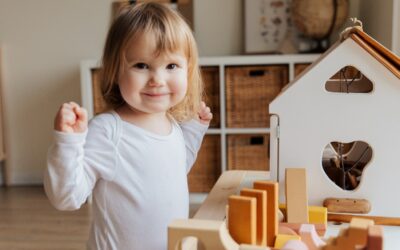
[244,0,291,54]
[291,0,349,52]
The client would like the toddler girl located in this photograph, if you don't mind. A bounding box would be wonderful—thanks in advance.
[44,2,212,249]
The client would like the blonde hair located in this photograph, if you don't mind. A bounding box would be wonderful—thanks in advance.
[101,2,203,122]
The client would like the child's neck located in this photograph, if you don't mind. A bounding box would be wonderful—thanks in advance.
[116,105,172,136]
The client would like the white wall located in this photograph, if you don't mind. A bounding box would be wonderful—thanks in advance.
[0,0,113,184]
[194,0,242,56]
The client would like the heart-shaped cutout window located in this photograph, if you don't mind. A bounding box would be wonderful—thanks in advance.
[322,141,372,190]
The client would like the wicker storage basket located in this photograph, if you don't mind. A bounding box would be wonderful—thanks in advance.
[225,65,288,128]
[201,66,220,128]
[91,68,108,115]
[294,63,311,77]
[227,134,269,171]
[188,135,221,192]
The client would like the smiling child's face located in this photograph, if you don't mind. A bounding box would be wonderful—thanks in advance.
[118,33,188,115]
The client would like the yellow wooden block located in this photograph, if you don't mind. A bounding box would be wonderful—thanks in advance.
[274,234,301,249]
[309,206,327,225]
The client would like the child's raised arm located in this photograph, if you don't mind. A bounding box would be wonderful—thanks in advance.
[45,104,116,211]
[180,101,212,172]
[54,102,88,133]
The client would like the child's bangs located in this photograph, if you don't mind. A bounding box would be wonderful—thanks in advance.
[147,20,189,56]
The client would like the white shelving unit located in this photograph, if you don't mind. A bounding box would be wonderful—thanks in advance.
[80,54,320,204]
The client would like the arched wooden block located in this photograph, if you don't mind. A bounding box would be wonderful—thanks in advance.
[168,219,239,250]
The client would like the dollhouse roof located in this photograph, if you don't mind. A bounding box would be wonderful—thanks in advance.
[348,28,399,78]
[271,28,400,105]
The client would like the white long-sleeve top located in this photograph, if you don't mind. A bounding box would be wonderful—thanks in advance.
[44,111,208,250]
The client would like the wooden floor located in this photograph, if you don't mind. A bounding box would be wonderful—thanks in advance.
[0,186,90,250]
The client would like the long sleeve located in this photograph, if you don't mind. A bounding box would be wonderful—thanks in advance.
[179,119,209,172]
[44,115,118,211]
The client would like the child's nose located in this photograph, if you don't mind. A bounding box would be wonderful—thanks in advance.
[148,72,166,87]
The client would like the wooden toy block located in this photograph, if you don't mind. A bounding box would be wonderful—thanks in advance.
[280,204,327,226]
[240,188,267,246]
[347,217,374,247]
[193,171,271,221]
[366,225,383,250]
[285,168,308,224]
[239,244,271,250]
[279,222,326,237]
[194,170,247,220]
[323,198,371,214]
[228,195,257,245]
[308,206,327,225]
[278,209,284,222]
[321,218,376,250]
[299,224,326,250]
[274,234,301,249]
[253,181,279,247]
[281,239,309,250]
[278,225,298,236]
[168,219,239,250]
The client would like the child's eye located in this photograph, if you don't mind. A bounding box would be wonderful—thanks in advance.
[133,63,148,69]
[166,64,178,70]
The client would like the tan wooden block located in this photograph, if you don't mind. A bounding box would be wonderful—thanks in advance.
[194,171,246,220]
[241,188,267,246]
[323,198,371,214]
[253,181,278,247]
[239,244,271,250]
[279,222,327,237]
[168,219,239,250]
[285,168,308,223]
[367,225,383,250]
[228,195,257,245]
[278,225,298,236]
[347,217,374,247]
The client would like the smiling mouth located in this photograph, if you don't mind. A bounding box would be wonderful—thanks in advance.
[142,93,169,97]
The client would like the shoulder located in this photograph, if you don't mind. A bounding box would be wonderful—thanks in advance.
[88,112,119,140]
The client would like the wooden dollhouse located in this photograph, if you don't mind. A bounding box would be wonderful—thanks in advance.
[269,27,400,219]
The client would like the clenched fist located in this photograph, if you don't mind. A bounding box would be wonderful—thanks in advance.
[54,102,88,133]
[198,101,213,125]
